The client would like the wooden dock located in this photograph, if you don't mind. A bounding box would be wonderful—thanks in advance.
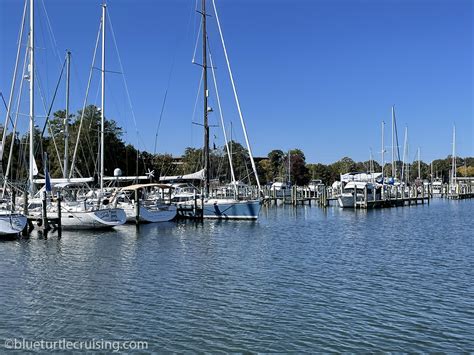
[21,191,63,237]
[261,184,434,209]
[446,183,474,200]
[355,195,430,209]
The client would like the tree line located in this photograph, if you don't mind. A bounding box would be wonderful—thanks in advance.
[1,105,472,187]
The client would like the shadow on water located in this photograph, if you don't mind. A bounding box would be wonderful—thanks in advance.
[0,234,21,242]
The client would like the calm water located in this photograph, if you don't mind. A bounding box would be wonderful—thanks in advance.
[1,199,473,352]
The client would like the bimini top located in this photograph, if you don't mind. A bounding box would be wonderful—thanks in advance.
[121,183,174,191]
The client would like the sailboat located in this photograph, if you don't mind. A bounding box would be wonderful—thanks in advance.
[0,0,29,235]
[27,2,126,230]
[186,0,261,219]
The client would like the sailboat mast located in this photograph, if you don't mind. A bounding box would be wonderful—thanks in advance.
[288,150,291,186]
[452,125,456,183]
[401,126,407,183]
[202,0,210,197]
[100,3,106,195]
[28,0,35,194]
[391,105,395,180]
[381,121,385,180]
[64,50,71,178]
[417,147,421,179]
[430,161,433,183]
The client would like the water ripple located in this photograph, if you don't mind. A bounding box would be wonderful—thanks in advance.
[0,199,473,352]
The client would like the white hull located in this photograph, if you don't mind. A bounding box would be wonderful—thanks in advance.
[121,203,177,223]
[0,213,27,235]
[338,193,373,208]
[338,194,358,208]
[61,208,126,230]
[30,207,126,230]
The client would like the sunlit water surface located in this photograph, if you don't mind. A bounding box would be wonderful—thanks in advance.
[1,199,472,352]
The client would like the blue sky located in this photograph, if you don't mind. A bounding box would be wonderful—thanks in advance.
[1,0,472,164]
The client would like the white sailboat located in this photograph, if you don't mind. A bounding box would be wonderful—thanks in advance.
[28,3,125,230]
[188,0,261,220]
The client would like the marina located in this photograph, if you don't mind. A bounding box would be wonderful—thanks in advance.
[0,0,472,352]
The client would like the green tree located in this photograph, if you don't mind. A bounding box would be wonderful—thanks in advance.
[267,149,284,181]
[288,149,310,185]
[330,157,356,177]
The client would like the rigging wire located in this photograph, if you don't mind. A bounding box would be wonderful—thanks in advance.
[2,39,29,195]
[69,19,102,178]
[191,71,204,127]
[107,9,141,150]
[211,0,262,193]
[40,0,63,66]
[1,0,27,163]
[208,41,237,191]
[192,21,202,64]
[154,2,198,180]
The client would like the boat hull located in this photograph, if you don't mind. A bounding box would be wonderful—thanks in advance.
[123,203,177,223]
[203,199,261,220]
[29,207,127,230]
[61,208,126,230]
[0,213,27,235]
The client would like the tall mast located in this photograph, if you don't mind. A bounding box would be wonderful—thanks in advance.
[28,0,35,194]
[369,149,374,175]
[100,3,106,196]
[430,161,433,182]
[417,147,421,179]
[391,105,395,179]
[201,0,210,197]
[288,150,291,185]
[381,121,385,180]
[401,126,407,183]
[212,0,261,194]
[452,125,456,183]
[64,50,71,178]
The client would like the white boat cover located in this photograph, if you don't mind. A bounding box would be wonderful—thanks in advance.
[103,176,149,181]
[33,177,94,184]
[121,183,174,191]
[160,169,205,182]
[340,172,382,183]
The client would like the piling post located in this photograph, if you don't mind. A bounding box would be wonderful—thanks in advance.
[41,190,50,232]
[23,190,28,216]
[364,186,368,208]
[134,189,140,226]
[22,190,29,236]
[11,189,16,212]
[56,191,62,237]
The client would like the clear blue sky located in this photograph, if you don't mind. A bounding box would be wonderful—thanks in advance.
[1,0,472,164]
